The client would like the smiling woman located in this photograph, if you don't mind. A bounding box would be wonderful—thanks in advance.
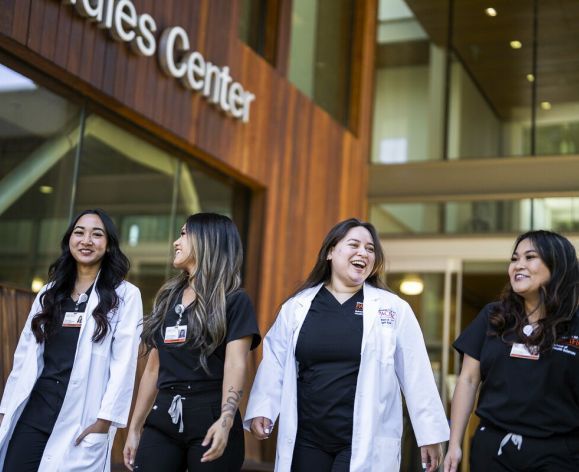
[0,208,143,471]
[445,230,579,472]
[245,218,449,472]
[124,213,261,472]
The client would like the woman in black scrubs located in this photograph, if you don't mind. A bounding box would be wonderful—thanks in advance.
[0,208,143,471]
[444,230,579,472]
[124,213,261,471]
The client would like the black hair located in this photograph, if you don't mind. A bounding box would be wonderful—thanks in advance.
[31,209,130,343]
[490,230,579,351]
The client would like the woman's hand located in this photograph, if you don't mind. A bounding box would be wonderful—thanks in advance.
[200,415,232,462]
[123,428,141,471]
[74,418,111,445]
[421,443,443,472]
[250,416,273,440]
[444,443,462,472]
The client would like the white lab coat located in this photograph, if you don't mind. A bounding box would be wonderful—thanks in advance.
[244,283,449,472]
[0,280,143,471]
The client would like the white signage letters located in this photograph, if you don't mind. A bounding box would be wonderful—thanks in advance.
[61,0,254,123]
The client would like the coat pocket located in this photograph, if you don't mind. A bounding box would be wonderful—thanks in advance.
[80,432,109,447]
[371,327,396,365]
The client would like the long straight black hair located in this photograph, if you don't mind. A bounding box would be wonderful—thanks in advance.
[291,218,387,298]
[31,209,130,343]
[490,230,579,351]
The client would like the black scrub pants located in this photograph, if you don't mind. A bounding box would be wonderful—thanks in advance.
[470,422,579,472]
[3,378,65,472]
[133,387,244,472]
[291,436,351,472]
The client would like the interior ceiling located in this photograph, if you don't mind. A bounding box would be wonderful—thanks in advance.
[404,0,579,119]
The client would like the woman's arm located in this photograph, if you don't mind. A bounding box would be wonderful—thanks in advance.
[201,336,252,463]
[444,354,481,472]
[123,349,160,471]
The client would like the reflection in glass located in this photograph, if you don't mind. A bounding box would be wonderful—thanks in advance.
[372,0,446,163]
[288,0,355,124]
[0,64,81,289]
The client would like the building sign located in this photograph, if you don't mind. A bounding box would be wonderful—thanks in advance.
[62,0,255,123]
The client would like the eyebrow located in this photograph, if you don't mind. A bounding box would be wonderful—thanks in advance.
[347,238,374,246]
[512,249,538,255]
[74,225,105,232]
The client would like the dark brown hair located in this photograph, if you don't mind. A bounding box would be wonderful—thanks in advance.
[490,230,579,351]
[291,218,387,297]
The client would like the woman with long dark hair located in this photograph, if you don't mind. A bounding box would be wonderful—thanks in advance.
[444,230,579,471]
[245,218,448,472]
[123,213,261,471]
[0,209,143,471]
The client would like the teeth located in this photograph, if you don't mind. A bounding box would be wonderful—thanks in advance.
[352,260,366,268]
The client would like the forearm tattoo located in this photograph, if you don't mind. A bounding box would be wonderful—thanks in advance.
[221,386,243,427]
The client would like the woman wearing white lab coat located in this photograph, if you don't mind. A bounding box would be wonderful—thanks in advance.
[0,209,143,471]
[245,218,449,472]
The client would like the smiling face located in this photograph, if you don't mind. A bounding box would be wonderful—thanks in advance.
[173,224,196,273]
[68,213,108,269]
[508,238,551,307]
[327,226,376,291]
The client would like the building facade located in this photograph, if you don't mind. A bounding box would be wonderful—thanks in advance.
[0,0,376,468]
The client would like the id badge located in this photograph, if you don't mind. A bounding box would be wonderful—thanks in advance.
[63,312,83,328]
[510,343,540,360]
[165,325,187,343]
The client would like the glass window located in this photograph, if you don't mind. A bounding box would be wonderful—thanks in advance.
[0,65,251,307]
[386,271,445,470]
[372,0,447,163]
[74,116,247,310]
[288,0,355,124]
[370,198,558,235]
[0,64,81,290]
[534,2,579,156]
[447,2,534,159]
[239,0,279,65]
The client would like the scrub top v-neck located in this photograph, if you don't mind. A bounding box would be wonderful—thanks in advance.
[18,285,93,433]
[295,286,364,448]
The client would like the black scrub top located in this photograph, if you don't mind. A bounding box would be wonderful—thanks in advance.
[295,286,364,448]
[454,302,579,437]
[156,289,261,390]
[19,286,93,432]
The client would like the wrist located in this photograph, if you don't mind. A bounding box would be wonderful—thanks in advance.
[219,413,234,429]
[96,419,112,428]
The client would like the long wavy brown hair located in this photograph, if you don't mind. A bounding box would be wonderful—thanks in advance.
[140,213,242,373]
[489,230,579,351]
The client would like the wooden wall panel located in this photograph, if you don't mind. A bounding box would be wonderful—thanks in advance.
[0,0,378,465]
[0,286,35,394]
